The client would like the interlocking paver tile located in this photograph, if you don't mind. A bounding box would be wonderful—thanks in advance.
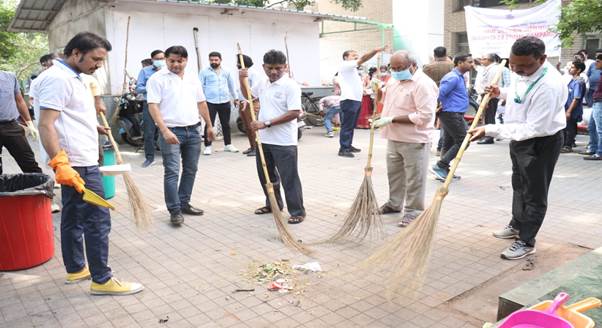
[2,131,601,327]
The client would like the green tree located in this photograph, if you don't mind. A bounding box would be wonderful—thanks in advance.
[555,0,602,46]
[0,1,49,81]
[0,4,20,61]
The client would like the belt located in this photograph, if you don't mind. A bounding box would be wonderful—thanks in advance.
[170,122,201,129]
[0,119,16,124]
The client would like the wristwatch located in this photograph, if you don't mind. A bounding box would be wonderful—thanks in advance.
[264,120,272,128]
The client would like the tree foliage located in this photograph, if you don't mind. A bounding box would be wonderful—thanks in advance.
[0,1,49,81]
[555,0,602,46]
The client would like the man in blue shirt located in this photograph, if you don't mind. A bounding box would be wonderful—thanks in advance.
[561,61,586,153]
[430,54,473,180]
[199,51,239,155]
[136,49,165,168]
[585,49,602,107]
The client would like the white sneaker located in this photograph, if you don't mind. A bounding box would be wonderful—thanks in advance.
[224,144,239,153]
[326,132,335,138]
[203,146,212,155]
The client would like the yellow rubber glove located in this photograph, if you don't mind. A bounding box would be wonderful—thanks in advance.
[48,150,85,193]
[24,120,39,140]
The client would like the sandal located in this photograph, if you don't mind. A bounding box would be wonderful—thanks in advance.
[254,206,272,215]
[288,216,305,224]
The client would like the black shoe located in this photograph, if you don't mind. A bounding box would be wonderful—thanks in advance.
[379,204,401,215]
[579,150,595,155]
[583,154,602,161]
[246,148,256,157]
[350,146,361,153]
[477,138,494,144]
[338,149,354,158]
[181,204,204,216]
[170,212,184,226]
[242,147,254,155]
[559,146,572,153]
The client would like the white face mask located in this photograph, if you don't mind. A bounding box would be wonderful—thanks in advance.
[153,60,165,68]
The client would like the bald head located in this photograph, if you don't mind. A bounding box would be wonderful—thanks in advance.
[390,50,417,72]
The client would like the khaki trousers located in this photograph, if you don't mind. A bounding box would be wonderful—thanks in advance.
[384,140,429,218]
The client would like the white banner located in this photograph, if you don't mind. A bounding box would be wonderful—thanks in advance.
[464,0,561,58]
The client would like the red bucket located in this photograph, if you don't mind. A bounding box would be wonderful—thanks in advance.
[0,174,55,271]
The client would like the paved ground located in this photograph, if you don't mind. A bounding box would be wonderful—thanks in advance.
[1,127,601,328]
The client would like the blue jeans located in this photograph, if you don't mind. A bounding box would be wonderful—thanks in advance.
[159,124,202,214]
[142,102,158,161]
[61,166,112,284]
[590,102,602,155]
[323,105,340,133]
[339,100,361,151]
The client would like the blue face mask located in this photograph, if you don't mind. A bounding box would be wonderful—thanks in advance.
[153,60,165,68]
[391,68,412,81]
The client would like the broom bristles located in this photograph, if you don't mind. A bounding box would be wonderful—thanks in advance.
[123,173,152,228]
[361,189,446,299]
[325,175,382,243]
[266,184,311,255]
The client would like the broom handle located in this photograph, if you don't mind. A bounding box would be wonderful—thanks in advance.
[99,112,125,165]
[365,55,382,171]
[236,43,272,184]
[442,60,506,189]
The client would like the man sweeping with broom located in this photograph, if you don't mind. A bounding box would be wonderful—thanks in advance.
[469,36,567,260]
[372,50,438,227]
[239,50,306,224]
[37,32,143,295]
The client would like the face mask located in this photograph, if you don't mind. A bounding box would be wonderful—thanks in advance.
[391,68,412,81]
[153,60,165,68]
[210,63,219,69]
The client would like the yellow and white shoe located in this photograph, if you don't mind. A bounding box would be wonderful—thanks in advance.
[90,278,144,296]
[65,266,91,284]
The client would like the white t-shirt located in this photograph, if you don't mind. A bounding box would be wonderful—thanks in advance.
[252,75,301,146]
[36,60,99,167]
[146,68,206,127]
[338,60,363,102]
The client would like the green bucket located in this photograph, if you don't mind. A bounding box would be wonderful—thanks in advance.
[102,143,116,200]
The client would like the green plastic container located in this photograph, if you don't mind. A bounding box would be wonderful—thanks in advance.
[101,143,116,200]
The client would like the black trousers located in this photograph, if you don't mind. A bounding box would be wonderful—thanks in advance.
[204,102,232,147]
[437,111,468,170]
[509,131,562,247]
[0,120,41,175]
[562,117,578,148]
[481,98,499,142]
[256,144,305,217]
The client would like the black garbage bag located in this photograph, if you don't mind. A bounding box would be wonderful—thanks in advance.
[0,173,54,198]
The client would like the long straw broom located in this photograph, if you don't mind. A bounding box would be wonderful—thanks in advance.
[325,67,383,243]
[237,43,310,255]
[99,112,152,228]
[361,61,507,298]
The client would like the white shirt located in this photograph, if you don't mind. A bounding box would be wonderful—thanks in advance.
[338,60,363,101]
[252,75,301,146]
[146,68,206,127]
[485,61,567,141]
[36,60,99,166]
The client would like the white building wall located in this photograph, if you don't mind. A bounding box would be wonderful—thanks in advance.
[392,0,444,66]
[105,2,321,95]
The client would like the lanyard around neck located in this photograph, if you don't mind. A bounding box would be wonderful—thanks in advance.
[513,67,547,104]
